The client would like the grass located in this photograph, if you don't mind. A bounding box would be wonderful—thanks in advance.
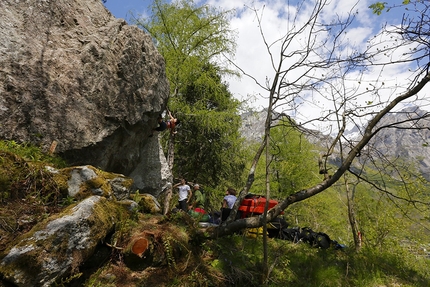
[0,140,66,167]
[202,232,430,287]
[1,140,429,287]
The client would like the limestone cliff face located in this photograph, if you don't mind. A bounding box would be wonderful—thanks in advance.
[0,0,172,193]
[367,106,430,180]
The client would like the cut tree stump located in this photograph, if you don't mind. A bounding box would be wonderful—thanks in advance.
[126,231,155,258]
[131,237,149,258]
[123,231,156,270]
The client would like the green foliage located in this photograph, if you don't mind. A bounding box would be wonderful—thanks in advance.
[286,187,352,244]
[135,0,237,95]
[162,235,177,269]
[208,235,430,286]
[60,195,75,206]
[200,185,224,213]
[0,149,65,205]
[172,105,246,187]
[0,140,66,167]
[354,181,430,249]
[132,190,141,202]
[135,0,244,189]
[369,0,412,14]
[269,122,320,197]
[345,154,430,251]
[369,2,388,15]
[176,69,244,186]
[346,246,430,286]
[246,120,321,197]
[109,210,139,253]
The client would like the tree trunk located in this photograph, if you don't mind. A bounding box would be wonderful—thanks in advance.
[130,237,150,257]
[122,231,156,270]
[126,231,155,258]
[262,107,272,285]
[163,133,176,214]
[345,178,361,252]
[163,186,173,215]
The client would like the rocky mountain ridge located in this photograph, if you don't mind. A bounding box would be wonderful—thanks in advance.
[240,106,430,180]
[364,106,430,180]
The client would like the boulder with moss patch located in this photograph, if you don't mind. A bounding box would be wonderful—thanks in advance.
[58,165,132,200]
[0,196,126,287]
[0,0,171,195]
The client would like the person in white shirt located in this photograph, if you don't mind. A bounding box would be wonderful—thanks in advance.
[173,178,192,212]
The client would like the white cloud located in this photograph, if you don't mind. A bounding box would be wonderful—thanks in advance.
[202,0,429,134]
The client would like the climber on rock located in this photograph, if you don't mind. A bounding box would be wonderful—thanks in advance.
[151,110,180,136]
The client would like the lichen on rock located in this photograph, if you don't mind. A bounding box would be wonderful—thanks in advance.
[0,196,126,287]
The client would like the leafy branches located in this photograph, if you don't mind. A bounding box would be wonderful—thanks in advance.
[134,0,244,189]
[369,0,411,15]
[214,0,430,242]
[133,0,237,95]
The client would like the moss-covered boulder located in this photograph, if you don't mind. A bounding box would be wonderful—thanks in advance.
[63,165,133,200]
[138,193,162,214]
[0,196,125,287]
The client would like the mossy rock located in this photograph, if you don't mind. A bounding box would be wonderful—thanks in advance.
[138,194,162,214]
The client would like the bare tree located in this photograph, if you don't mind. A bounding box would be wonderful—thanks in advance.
[212,0,430,240]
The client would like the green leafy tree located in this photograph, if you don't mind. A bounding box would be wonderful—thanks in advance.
[269,123,320,197]
[247,120,320,197]
[134,0,244,189]
[134,0,237,97]
[172,62,245,188]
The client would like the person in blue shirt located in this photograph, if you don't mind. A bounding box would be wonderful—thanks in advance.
[221,187,237,221]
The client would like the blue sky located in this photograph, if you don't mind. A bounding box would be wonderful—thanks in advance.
[104,1,152,21]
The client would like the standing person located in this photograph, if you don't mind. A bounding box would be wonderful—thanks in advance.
[189,184,210,221]
[221,187,237,221]
[192,184,205,210]
[173,178,191,212]
[152,110,180,135]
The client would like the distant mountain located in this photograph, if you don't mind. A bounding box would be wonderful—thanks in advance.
[240,110,267,143]
[240,106,430,180]
[240,109,339,149]
[363,106,430,180]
